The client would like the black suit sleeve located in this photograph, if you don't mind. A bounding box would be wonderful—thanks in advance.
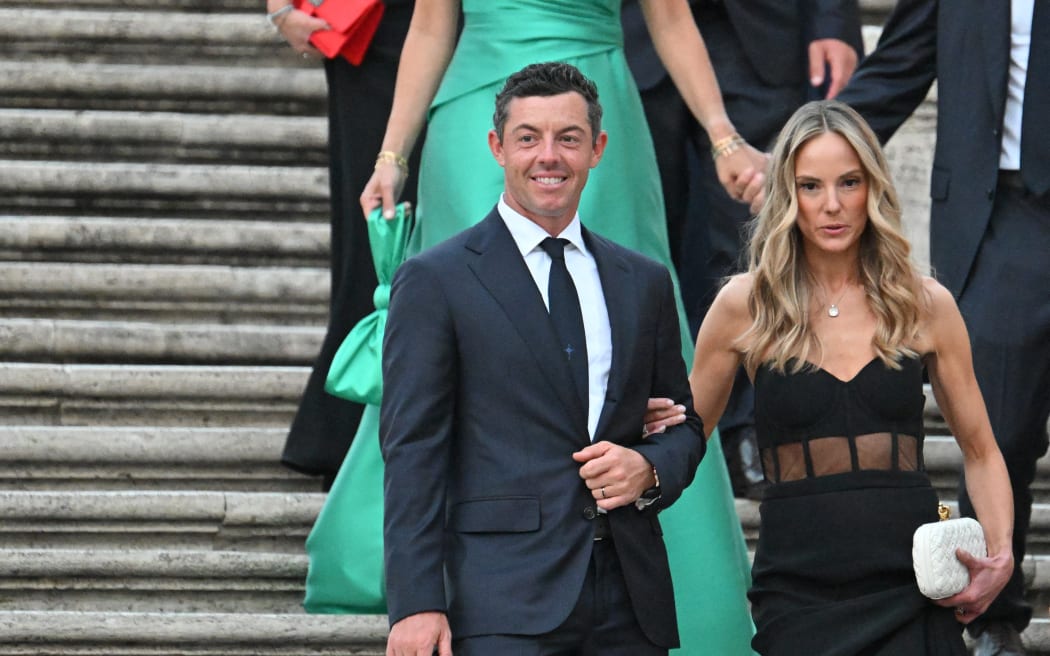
[805,0,863,50]
[836,0,938,143]
[380,257,456,626]
[632,268,705,511]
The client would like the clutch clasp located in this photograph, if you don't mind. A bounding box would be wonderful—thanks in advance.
[938,503,951,521]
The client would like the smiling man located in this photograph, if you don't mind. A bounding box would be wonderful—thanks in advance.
[379,62,705,656]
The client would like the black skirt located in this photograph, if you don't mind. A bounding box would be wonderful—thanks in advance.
[749,470,967,656]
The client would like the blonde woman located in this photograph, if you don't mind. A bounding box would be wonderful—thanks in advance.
[690,100,1014,655]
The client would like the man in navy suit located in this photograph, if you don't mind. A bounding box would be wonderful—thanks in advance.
[380,62,705,656]
[838,2,1050,654]
[622,0,862,499]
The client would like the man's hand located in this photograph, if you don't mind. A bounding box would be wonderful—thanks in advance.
[573,442,655,510]
[386,611,452,656]
[808,38,859,99]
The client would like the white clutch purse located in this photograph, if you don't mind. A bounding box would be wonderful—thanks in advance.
[912,503,987,599]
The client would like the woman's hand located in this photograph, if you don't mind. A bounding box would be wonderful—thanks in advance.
[935,548,1013,623]
[360,162,407,220]
[714,142,769,211]
[273,7,327,57]
[643,398,687,437]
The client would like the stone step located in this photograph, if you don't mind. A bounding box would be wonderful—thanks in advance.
[0,613,1042,656]
[0,319,322,365]
[0,160,327,219]
[0,216,328,266]
[0,615,1045,656]
[0,0,260,10]
[0,490,321,552]
[0,426,318,491]
[0,363,307,426]
[0,9,298,66]
[0,548,1047,622]
[0,611,385,656]
[0,548,308,613]
[0,262,327,323]
[0,60,325,114]
[0,109,327,166]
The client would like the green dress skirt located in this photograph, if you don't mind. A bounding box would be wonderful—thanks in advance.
[306,1,756,653]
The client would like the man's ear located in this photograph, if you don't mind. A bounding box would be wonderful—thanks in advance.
[488,129,505,166]
[590,130,609,168]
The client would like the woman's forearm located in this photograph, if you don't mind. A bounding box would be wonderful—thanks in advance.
[638,0,735,141]
[963,449,1014,559]
[379,0,459,158]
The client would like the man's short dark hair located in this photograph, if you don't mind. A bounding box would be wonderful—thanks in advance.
[492,62,603,144]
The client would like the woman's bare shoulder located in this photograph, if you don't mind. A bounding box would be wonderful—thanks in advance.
[706,273,754,328]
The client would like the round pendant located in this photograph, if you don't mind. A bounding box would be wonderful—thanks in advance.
[828,305,840,318]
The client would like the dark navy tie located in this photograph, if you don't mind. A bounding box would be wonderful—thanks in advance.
[1021,0,1049,195]
[540,237,589,411]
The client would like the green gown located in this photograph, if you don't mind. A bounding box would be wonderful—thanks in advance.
[306,1,756,653]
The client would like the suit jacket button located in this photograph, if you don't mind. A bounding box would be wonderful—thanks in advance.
[583,506,597,520]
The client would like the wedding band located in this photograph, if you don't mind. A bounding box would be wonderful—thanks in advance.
[955,607,965,615]
[642,425,650,438]
[301,53,309,59]
[600,486,607,499]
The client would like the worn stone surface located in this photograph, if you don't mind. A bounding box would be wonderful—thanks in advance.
[0,109,327,165]
[0,426,318,491]
[0,318,322,363]
[0,217,327,257]
[0,611,388,654]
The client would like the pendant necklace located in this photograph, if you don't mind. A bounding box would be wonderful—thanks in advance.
[822,284,850,318]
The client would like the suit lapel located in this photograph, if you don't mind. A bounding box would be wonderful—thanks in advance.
[980,0,1011,121]
[466,211,589,435]
[585,229,638,442]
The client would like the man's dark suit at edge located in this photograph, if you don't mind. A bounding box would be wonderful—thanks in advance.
[837,2,1050,655]
[379,62,705,656]
[622,0,862,499]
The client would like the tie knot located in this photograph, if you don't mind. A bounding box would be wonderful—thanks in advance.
[540,237,570,260]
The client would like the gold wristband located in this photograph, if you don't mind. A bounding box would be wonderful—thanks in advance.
[710,133,746,161]
[375,150,409,176]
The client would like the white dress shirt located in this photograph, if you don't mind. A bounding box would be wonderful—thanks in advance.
[1001,0,1035,170]
[498,195,613,440]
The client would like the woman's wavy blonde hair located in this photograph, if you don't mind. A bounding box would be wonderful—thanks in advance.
[740,100,925,374]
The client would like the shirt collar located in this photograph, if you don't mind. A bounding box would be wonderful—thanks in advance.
[498,194,588,258]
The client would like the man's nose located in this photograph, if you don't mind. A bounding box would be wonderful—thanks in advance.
[537,137,558,161]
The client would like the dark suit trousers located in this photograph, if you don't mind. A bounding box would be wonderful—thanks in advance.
[639,11,801,432]
[452,541,666,656]
[956,185,1050,632]
[281,47,422,483]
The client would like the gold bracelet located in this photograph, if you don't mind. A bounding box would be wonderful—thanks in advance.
[710,133,746,161]
[375,150,409,176]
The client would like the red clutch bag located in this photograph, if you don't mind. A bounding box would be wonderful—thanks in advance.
[293,0,385,65]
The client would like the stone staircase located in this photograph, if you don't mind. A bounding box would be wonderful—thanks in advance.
[0,1,1047,654]
[0,1,385,653]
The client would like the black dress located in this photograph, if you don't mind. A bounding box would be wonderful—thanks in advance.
[749,356,966,656]
[281,0,421,483]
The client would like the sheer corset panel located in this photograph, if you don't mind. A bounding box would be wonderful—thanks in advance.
[761,433,922,483]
